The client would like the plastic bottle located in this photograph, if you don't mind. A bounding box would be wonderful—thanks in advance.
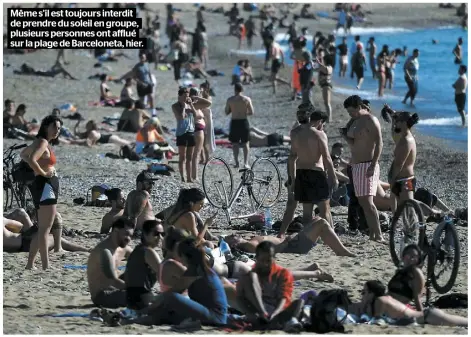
[336,307,357,324]
[264,208,273,230]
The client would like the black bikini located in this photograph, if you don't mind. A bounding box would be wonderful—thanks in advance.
[387,266,415,301]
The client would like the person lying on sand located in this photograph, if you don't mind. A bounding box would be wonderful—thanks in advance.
[13,60,77,80]
[348,280,467,327]
[3,217,88,253]
[225,216,355,257]
[123,171,158,230]
[87,217,134,309]
[166,188,219,246]
[236,241,304,331]
[101,188,125,234]
[135,117,167,155]
[125,220,164,310]
[117,100,151,133]
[71,120,132,147]
[184,57,210,79]
[4,208,35,231]
[249,126,291,147]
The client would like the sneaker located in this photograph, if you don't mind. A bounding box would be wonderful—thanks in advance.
[171,318,202,332]
[283,317,302,333]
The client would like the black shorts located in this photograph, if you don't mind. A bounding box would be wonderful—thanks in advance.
[385,67,392,80]
[267,133,284,147]
[137,83,153,98]
[455,93,466,112]
[31,175,59,209]
[92,287,128,309]
[294,169,330,204]
[271,59,282,74]
[176,132,195,147]
[98,134,112,144]
[229,119,250,144]
[391,177,417,197]
[354,67,364,79]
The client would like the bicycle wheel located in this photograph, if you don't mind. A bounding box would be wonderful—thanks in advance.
[19,184,37,222]
[202,157,234,209]
[3,184,10,212]
[389,199,424,267]
[250,157,282,208]
[431,223,460,294]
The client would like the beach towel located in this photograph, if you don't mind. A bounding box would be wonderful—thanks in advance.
[292,61,302,92]
[63,265,126,270]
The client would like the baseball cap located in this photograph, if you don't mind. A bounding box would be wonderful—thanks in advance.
[136,170,159,183]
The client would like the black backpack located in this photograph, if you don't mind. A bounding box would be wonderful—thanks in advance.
[307,289,352,334]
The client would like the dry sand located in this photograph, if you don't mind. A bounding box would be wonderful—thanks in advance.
[2,3,468,334]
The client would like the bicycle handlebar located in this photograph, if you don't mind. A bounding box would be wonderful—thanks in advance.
[3,143,27,165]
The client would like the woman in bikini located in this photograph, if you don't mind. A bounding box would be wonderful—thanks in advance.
[189,87,208,181]
[125,219,164,310]
[349,280,467,326]
[386,50,397,90]
[199,81,216,165]
[100,74,121,106]
[317,53,334,122]
[71,120,132,147]
[166,188,218,248]
[377,51,387,97]
[20,115,62,270]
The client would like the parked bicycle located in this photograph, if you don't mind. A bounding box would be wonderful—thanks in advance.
[3,143,36,220]
[389,199,460,305]
[202,157,282,226]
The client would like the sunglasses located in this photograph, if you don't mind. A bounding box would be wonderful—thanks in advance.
[155,230,165,237]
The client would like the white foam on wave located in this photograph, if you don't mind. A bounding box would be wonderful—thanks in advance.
[228,49,266,56]
[333,86,424,102]
[419,116,466,126]
[332,26,413,36]
[435,25,460,30]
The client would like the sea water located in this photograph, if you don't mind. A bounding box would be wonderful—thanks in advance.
[235,26,468,149]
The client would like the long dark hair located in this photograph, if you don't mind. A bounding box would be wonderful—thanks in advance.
[141,219,160,245]
[36,115,63,145]
[177,236,211,274]
[169,188,205,219]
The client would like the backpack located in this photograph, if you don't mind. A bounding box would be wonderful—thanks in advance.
[11,160,35,184]
[306,289,352,334]
[86,184,111,205]
[433,293,467,309]
[120,145,141,161]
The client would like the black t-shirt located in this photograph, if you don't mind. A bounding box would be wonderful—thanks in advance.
[337,43,348,56]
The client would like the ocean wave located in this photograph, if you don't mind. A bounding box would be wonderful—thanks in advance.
[228,49,266,56]
[435,25,460,30]
[333,86,424,102]
[418,116,466,126]
[331,26,413,35]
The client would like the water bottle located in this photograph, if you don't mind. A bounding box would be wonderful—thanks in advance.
[264,208,273,231]
[219,237,232,261]
[335,307,357,324]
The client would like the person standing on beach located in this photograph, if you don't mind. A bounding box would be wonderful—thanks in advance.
[124,171,158,230]
[452,37,463,64]
[350,35,363,78]
[87,217,134,309]
[341,95,384,242]
[269,38,288,94]
[298,51,315,104]
[366,37,377,79]
[316,53,334,122]
[225,83,254,168]
[288,103,338,227]
[377,50,387,97]
[351,44,367,89]
[336,7,347,35]
[453,65,468,126]
[337,37,349,77]
[402,49,420,107]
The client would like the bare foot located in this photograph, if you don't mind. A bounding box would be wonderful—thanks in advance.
[315,270,334,283]
[25,264,37,270]
[305,262,320,271]
[187,178,194,183]
[54,248,65,253]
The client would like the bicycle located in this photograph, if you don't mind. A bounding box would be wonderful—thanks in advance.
[202,157,282,226]
[3,143,37,220]
[389,199,460,305]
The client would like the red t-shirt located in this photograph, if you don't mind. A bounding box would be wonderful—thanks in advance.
[256,263,294,310]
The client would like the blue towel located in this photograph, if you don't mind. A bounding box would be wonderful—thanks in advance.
[38,312,89,318]
[64,265,126,270]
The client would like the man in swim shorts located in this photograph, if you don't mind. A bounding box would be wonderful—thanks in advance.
[87,217,134,309]
[342,95,384,242]
[268,37,286,94]
[123,171,158,230]
[288,103,338,227]
[453,64,467,127]
[225,82,254,168]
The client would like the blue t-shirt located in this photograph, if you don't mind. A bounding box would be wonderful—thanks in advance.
[134,62,152,85]
[232,65,241,77]
[338,11,346,25]
[188,270,228,324]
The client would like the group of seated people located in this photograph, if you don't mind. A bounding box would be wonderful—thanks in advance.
[232,59,254,85]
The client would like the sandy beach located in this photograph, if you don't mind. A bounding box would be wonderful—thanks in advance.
[2,3,468,334]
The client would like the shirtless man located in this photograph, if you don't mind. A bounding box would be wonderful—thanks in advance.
[3,99,15,121]
[87,217,134,309]
[366,37,377,79]
[123,171,158,230]
[268,38,288,94]
[453,65,467,127]
[101,188,126,234]
[225,83,254,168]
[249,127,290,147]
[453,37,463,64]
[341,95,384,242]
[288,103,338,227]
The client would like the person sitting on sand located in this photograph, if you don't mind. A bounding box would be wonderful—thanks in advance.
[236,241,304,331]
[3,216,88,253]
[9,104,40,135]
[125,219,164,310]
[225,216,355,257]
[120,78,138,106]
[348,280,467,327]
[387,244,425,312]
[13,60,77,80]
[166,188,218,247]
[184,57,210,79]
[71,120,132,147]
[135,117,166,155]
[242,60,255,84]
[249,126,291,147]
[123,171,158,230]
[99,74,122,107]
[87,217,134,309]
[117,101,151,133]
[101,188,126,234]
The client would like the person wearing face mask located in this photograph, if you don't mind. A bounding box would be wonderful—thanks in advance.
[341,95,384,243]
[288,103,338,227]
[101,188,126,234]
[125,219,165,310]
[387,244,425,311]
[87,217,134,308]
[123,171,159,230]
